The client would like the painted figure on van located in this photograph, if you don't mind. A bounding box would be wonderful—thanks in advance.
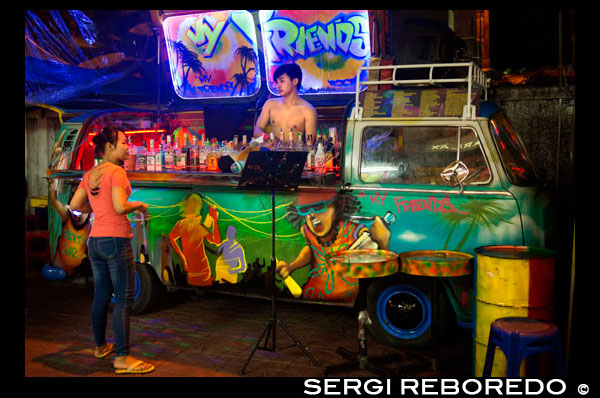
[215,225,248,284]
[277,191,391,302]
[168,193,222,286]
[48,179,91,275]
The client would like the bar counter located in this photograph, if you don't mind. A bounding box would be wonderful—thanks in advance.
[48,169,338,189]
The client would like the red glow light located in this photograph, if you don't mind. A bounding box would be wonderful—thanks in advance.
[88,129,167,137]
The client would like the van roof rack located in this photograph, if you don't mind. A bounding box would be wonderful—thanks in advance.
[352,62,490,120]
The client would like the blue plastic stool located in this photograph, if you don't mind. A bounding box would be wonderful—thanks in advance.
[482,317,564,377]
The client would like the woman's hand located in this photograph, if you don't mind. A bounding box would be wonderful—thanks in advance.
[135,202,149,215]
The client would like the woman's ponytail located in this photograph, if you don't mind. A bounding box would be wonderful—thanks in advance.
[92,126,120,158]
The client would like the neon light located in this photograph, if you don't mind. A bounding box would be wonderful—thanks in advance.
[162,10,261,99]
[88,129,166,137]
[259,10,371,95]
[124,129,167,135]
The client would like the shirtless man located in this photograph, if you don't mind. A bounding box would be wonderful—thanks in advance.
[254,63,317,144]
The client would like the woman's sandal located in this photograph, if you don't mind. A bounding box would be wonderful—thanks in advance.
[114,360,155,374]
[94,342,116,359]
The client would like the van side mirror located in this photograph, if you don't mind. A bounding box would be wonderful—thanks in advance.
[441,160,470,194]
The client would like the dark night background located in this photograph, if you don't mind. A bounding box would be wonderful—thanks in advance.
[490,10,574,71]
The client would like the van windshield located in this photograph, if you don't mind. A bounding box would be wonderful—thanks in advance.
[360,125,490,185]
[489,112,537,186]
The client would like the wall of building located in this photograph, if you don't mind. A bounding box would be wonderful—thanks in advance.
[489,85,575,189]
[490,84,575,355]
[25,107,60,216]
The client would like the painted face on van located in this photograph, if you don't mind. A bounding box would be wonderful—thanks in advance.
[297,199,336,237]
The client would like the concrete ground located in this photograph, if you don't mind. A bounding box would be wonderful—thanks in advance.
[24,262,473,379]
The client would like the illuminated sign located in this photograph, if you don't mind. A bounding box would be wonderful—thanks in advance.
[259,10,371,95]
[162,11,261,99]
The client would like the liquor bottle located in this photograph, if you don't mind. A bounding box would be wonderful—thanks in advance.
[295,132,305,151]
[164,135,175,171]
[287,129,295,151]
[136,140,147,171]
[222,141,228,158]
[312,132,320,165]
[155,140,163,172]
[126,136,136,171]
[207,143,218,171]
[230,135,240,159]
[190,136,199,172]
[179,137,188,171]
[275,128,284,151]
[173,137,181,171]
[199,140,208,170]
[241,134,248,150]
[325,136,334,172]
[314,129,323,152]
[181,135,189,171]
[268,133,275,150]
[147,139,156,172]
[315,141,326,173]
[305,134,313,172]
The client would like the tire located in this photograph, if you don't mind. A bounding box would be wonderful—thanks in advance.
[111,263,164,315]
[366,274,449,349]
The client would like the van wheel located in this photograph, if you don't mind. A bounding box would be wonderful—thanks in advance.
[111,263,164,315]
[366,274,449,348]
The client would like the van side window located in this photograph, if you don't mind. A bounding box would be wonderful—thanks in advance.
[360,126,490,185]
[489,112,537,186]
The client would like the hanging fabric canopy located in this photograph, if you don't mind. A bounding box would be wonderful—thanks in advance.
[25,10,166,107]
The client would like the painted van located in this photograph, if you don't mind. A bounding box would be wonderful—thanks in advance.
[47,62,547,349]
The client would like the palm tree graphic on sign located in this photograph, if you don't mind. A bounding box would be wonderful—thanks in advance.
[230,45,257,96]
[171,40,208,95]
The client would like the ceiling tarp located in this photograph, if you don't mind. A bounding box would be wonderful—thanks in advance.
[25,10,161,107]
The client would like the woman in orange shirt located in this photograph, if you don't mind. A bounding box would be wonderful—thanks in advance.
[70,126,154,374]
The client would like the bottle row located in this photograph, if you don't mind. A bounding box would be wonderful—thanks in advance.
[113,128,340,174]
[263,127,340,173]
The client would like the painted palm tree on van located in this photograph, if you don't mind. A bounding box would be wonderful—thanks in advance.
[171,40,207,96]
[437,197,511,251]
[230,45,257,96]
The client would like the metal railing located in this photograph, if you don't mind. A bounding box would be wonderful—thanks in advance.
[353,62,490,120]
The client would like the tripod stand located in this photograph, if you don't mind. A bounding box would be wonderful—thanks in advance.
[237,151,320,375]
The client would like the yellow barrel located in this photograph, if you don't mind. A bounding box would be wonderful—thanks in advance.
[473,245,555,377]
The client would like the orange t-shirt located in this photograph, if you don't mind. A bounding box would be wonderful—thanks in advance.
[79,162,133,238]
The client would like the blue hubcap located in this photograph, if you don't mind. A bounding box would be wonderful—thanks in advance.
[376,285,431,340]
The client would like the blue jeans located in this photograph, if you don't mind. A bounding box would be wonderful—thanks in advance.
[87,237,135,357]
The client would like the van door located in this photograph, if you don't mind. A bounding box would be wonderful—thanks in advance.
[345,120,524,347]
[349,121,524,255]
